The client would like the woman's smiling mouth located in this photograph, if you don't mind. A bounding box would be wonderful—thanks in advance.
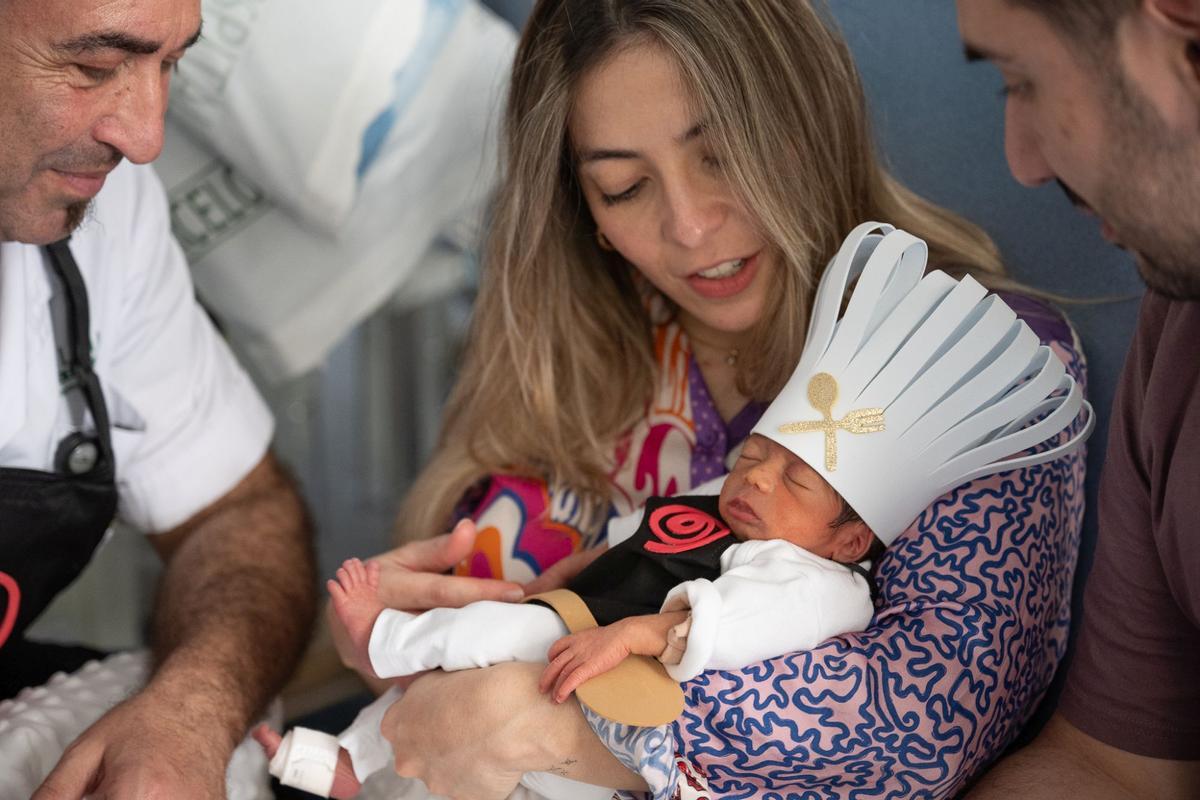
[687,251,760,299]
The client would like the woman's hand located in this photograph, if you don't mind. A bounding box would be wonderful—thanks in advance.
[375,519,526,610]
[522,545,607,595]
[329,519,525,674]
[381,662,647,800]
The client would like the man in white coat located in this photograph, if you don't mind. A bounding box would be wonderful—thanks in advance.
[0,0,318,797]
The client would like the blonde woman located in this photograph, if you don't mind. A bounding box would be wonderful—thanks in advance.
[343,0,1089,797]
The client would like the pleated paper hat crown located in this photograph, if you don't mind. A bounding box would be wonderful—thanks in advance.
[752,222,1094,545]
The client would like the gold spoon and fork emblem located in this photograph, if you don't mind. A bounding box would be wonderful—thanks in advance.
[777,373,886,471]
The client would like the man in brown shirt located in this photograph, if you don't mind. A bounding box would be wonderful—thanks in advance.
[955,0,1200,797]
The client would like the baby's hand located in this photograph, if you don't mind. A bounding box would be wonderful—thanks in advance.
[539,622,633,703]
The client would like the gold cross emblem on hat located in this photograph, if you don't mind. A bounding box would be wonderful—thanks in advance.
[778,373,886,471]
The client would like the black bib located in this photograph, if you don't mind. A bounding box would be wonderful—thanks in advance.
[568,495,737,626]
[0,239,118,698]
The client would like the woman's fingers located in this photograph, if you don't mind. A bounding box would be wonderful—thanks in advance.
[368,522,525,610]
[523,547,603,595]
[387,520,478,574]
[382,570,525,610]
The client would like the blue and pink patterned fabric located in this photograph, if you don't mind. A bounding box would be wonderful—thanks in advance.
[458,294,1087,799]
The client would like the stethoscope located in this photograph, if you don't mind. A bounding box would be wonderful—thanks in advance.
[54,427,102,477]
[45,245,104,478]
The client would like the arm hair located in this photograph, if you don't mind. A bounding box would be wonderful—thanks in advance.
[145,452,317,753]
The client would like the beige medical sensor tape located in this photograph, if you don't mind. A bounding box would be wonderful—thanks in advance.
[526,589,684,727]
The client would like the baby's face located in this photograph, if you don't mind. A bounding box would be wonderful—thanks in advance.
[718,434,851,558]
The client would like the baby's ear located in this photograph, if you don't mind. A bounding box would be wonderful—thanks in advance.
[832,521,873,563]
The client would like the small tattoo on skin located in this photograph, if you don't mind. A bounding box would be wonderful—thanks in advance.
[547,758,579,777]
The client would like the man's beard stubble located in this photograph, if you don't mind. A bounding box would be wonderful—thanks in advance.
[1096,68,1200,301]
[63,200,89,235]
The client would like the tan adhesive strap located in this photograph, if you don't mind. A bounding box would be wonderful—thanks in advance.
[525,590,685,727]
[525,589,601,633]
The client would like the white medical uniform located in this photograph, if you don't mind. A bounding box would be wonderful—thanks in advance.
[0,161,277,800]
[0,161,273,532]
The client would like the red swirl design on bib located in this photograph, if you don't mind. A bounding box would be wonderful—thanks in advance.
[645,504,731,554]
[0,571,19,650]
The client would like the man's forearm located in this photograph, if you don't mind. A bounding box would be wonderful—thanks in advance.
[969,732,1137,800]
[147,453,317,752]
[969,715,1200,800]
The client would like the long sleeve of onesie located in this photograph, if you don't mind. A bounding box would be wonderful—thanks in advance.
[659,539,874,682]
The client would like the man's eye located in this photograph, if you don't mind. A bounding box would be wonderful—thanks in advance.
[75,64,115,82]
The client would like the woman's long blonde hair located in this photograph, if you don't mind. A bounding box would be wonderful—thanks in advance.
[397,0,1007,541]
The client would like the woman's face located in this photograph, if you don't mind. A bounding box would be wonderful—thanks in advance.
[569,42,775,345]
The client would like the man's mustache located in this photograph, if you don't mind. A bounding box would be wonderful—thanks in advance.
[42,144,123,174]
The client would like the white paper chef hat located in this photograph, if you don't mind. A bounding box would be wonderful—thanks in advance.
[752,222,1094,545]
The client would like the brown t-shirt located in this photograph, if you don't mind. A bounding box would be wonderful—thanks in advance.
[1058,291,1200,759]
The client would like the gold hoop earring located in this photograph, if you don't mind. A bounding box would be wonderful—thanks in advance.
[596,231,615,251]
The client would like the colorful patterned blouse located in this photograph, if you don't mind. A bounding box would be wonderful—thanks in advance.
[458,293,1087,799]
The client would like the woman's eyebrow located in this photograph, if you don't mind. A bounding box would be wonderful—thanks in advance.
[578,121,708,164]
[678,121,706,143]
[579,147,639,164]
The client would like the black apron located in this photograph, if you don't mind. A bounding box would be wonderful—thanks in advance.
[0,238,119,699]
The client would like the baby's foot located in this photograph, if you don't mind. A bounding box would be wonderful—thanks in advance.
[328,558,385,679]
[254,724,363,799]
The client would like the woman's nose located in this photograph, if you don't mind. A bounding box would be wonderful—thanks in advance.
[661,172,729,248]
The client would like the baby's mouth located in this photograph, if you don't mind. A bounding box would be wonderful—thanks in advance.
[726,497,760,523]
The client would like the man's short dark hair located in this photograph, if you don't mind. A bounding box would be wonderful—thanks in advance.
[1006,0,1141,46]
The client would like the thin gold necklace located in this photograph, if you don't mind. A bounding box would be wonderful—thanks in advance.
[684,329,740,367]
